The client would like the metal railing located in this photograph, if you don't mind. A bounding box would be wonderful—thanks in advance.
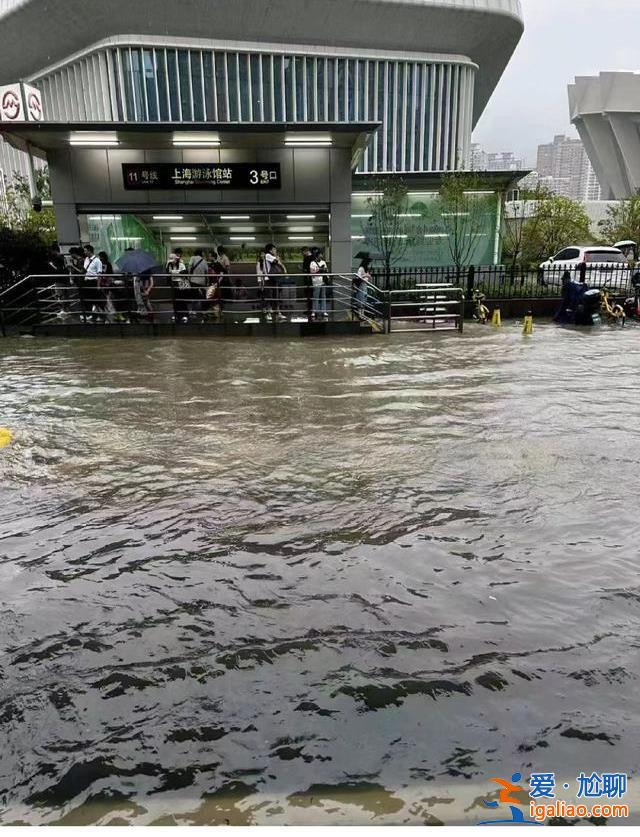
[376,264,637,300]
[0,273,391,336]
[0,272,468,337]
[387,284,464,334]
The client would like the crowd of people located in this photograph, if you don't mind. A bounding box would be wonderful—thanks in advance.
[44,240,375,324]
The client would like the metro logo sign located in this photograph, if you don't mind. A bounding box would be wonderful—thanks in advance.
[0,84,24,121]
[24,84,43,121]
[0,82,44,122]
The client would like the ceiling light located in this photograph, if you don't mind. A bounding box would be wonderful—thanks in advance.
[173,132,220,147]
[352,192,383,198]
[70,132,119,147]
[111,236,142,241]
[351,214,371,219]
[382,234,408,239]
[229,227,256,233]
[169,227,198,233]
[88,215,122,222]
[153,215,184,221]
[288,226,313,233]
[285,134,332,147]
[288,236,316,241]
[286,140,332,147]
[230,236,256,241]
[171,236,197,242]
[286,215,316,220]
[351,235,365,240]
[398,213,422,218]
[173,141,221,147]
[70,140,119,147]
[220,215,251,220]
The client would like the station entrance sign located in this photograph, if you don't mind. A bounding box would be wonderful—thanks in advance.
[122,163,281,190]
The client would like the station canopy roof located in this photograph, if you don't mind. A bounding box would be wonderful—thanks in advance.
[0,121,380,169]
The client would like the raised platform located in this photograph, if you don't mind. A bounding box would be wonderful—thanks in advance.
[17,320,373,339]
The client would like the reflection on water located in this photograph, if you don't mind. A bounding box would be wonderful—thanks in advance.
[0,325,639,825]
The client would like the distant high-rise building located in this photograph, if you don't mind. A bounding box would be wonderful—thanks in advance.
[535,134,601,201]
[470,143,525,172]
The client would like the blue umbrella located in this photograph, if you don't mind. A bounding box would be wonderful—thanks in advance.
[115,249,161,275]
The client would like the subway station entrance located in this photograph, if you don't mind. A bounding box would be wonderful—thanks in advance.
[0,122,377,273]
[81,208,331,271]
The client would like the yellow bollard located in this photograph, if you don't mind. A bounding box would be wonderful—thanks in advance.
[491,308,502,328]
[523,314,533,336]
[0,428,13,449]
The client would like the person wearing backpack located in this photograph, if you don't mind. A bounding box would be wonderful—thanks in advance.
[310,247,328,321]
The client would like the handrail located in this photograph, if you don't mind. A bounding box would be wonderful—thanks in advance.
[0,274,33,300]
[0,271,464,337]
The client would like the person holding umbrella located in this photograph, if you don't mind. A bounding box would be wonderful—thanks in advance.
[115,248,161,321]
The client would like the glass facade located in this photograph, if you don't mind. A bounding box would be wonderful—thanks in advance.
[350,192,498,268]
[35,45,476,173]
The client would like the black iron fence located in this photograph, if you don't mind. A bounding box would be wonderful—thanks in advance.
[374,264,636,300]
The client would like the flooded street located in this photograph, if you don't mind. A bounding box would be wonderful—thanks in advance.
[0,325,639,825]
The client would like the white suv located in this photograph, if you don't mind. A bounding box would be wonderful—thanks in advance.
[540,246,630,289]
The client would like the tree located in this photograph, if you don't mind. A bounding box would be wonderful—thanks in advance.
[598,193,640,250]
[520,195,591,266]
[1,169,57,245]
[501,184,552,273]
[0,227,51,289]
[361,178,424,286]
[427,172,496,275]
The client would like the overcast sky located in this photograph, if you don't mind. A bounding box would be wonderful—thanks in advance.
[472,0,640,165]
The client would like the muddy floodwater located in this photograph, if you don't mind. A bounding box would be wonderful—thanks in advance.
[0,325,639,826]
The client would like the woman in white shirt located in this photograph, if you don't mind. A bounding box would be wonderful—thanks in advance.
[310,248,328,321]
[354,257,372,318]
[262,243,286,321]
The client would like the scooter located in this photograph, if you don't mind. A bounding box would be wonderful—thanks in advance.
[600,288,626,326]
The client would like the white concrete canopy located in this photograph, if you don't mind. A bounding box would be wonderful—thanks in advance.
[0,0,523,124]
[569,72,640,200]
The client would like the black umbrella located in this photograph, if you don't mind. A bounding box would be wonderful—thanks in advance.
[115,249,161,275]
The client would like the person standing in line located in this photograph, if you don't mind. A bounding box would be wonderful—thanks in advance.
[263,243,286,321]
[66,246,85,277]
[47,244,67,276]
[256,247,266,313]
[302,247,313,321]
[84,244,103,279]
[310,248,329,321]
[188,248,209,318]
[189,248,209,282]
[166,248,187,278]
[133,272,154,321]
[97,251,117,321]
[83,244,103,321]
[354,256,372,318]
[216,246,231,274]
[167,249,189,322]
